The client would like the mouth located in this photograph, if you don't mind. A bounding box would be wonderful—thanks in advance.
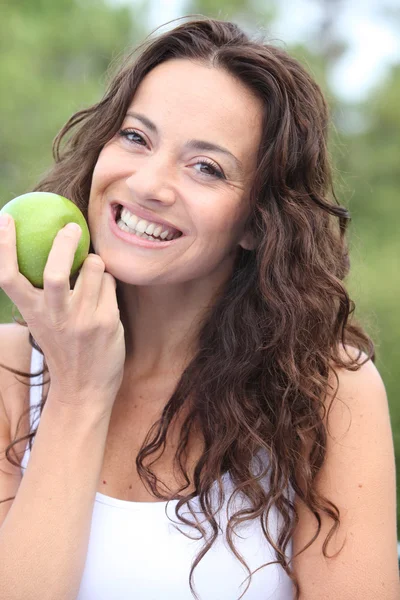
[111,203,184,241]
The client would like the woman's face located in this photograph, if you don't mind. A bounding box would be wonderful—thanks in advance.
[88,58,263,286]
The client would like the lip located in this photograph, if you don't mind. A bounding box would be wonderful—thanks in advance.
[109,204,184,249]
[110,201,184,236]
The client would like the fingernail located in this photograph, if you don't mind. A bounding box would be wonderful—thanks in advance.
[65,222,81,233]
[0,214,10,228]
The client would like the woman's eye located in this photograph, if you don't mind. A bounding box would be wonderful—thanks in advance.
[119,128,147,146]
[194,160,225,180]
[118,129,225,180]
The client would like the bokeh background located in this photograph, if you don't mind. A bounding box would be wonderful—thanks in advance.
[1,0,399,538]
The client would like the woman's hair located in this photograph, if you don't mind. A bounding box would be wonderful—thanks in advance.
[1,15,374,600]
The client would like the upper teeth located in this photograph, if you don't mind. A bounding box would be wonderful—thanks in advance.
[119,206,180,240]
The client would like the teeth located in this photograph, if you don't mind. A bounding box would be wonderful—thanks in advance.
[136,219,148,234]
[145,223,156,236]
[121,208,139,229]
[117,220,130,234]
[116,219,165,242]
[119,206,180,239]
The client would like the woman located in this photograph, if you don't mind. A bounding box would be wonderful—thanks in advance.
[0,15,397,600]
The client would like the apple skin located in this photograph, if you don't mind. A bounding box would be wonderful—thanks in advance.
[0,192,91,289]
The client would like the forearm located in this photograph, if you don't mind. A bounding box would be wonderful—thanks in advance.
[0,388,112,600]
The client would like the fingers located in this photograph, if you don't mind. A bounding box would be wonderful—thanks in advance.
[71,253,106,312]
[0,215,118,334]
[43,223,83,321]
[72,256,119,322]
[0,214,38,312]
[97,272,118,315]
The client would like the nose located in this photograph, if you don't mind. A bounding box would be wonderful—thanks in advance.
[125,152,177,207]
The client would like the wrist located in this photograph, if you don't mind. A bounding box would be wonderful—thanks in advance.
[45,386,114,427]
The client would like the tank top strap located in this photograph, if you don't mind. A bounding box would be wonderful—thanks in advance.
[29,344,44,426]
[20,344,44,472]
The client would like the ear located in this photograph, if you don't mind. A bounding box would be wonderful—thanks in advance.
[239,229,257,251]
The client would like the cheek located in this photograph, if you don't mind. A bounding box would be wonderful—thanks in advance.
[200,205,244,242]
[88,160,111,231]
[91,148,126,190]
[91,158,112,192]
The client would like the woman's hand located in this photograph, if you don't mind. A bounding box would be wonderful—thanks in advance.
[0,215,126,413]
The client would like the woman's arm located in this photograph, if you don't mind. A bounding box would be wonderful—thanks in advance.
[292,347,399,600]
[0,208,125,599]
[0,387,113,600]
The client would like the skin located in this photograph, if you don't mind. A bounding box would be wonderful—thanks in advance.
[88,58,263,391]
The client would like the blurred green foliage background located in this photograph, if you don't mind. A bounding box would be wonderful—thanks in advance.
[1,0,399,530]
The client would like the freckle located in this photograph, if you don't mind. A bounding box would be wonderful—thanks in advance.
[129,485,132,489]
[358,484,363,488]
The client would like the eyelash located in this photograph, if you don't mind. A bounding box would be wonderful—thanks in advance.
[118,128,226,180]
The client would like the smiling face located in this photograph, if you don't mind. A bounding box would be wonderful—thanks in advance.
[88,58,263,287]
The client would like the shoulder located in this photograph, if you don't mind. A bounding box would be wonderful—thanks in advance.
[292,344,399,599]
[329,342,381,389]
[0,323,32,430]
[325,343,387,431]
[323,344,393,490]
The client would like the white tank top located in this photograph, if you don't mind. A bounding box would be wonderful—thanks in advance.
[21,345,294,600]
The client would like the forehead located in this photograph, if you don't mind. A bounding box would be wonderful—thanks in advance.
[128,59,263,170]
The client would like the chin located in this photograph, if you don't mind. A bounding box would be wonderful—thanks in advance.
[102,261,158,287]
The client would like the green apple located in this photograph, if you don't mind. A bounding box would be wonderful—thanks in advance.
[0,192,91,289]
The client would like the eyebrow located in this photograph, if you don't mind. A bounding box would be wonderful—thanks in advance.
[125,111,244,176]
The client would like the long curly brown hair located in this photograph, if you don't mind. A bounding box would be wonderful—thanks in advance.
[1,15,374,600]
